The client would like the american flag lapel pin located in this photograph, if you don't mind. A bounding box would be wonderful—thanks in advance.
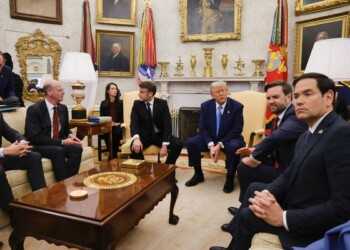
[318,130,323,134]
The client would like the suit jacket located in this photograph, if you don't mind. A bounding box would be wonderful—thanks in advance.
[99,100,123,123]
[266,111,350,249]
[130,97,172,142]
[253,104,308,171]
[101,52,130,72]
[199,97,244,147]
[0,112,25,147]
[25,101,72,146]
[0,65,15,99]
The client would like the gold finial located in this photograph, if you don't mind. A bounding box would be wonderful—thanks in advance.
[144,0,151,7]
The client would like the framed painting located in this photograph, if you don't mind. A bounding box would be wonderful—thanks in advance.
[295,0,350,15]
[96,30,134,77]
[293,12,350,77]
[9,0,62,24]
[96,0,136,26]
[179,0,242,42]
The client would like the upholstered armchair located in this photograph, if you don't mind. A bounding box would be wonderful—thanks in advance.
[120,91,161,161]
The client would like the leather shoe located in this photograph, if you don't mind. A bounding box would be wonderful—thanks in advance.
[209,246,227,250]
[185,174,204,186]
[228,206,238,215]
[221,223,229,232]
[223,178,234,193]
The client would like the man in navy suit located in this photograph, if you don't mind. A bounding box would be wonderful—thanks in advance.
[185,81,245,193]
[130,81,182,164]
[235,81,308,203]
[210,73,350,250]
[25,80,83,181]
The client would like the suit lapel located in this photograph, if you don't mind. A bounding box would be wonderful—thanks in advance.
[288,112,338,188]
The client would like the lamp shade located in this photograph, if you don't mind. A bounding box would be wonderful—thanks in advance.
[305,38,350,81]
[59,52,96,83]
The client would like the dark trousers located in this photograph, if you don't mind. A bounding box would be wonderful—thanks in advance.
[0,152,46,212]
[103,126,123,158]
[130,133,182,164]
[237,162,280,202]
[35,145,82,181]
[186,135,244,176]
[225,182,279,250]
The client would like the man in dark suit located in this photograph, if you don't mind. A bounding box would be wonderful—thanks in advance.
[185,81,245,193]
[25,79,83,181]
[130,81,182,164]
[210,73,350,250]
[0,112,46,215]
[101,43,130,72]
[235,81,308,203]
[103,0,131,19]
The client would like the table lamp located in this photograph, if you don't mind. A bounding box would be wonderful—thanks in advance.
[59,52,97,121]
[305,38,350,81]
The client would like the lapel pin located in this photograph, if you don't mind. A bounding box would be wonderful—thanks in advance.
[318,130,323,134]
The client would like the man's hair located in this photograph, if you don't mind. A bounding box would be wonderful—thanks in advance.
[264,80,292,95]
[293,72,336,105]
[210,81,227,93]
[139,81,156,95]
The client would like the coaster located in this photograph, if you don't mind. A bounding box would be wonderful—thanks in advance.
[69,190,88,199]
[84,172,137,189]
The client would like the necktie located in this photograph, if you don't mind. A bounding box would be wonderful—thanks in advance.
[304,130,312,145]
[272,117,279,131]
[216,105,222,137]
[53,106,59,139]
[146,103,155,140]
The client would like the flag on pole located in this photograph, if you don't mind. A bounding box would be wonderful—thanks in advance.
[137,0,157,85]
[80,0,97,113]
[265,0,288,135]
[80,0,97,70]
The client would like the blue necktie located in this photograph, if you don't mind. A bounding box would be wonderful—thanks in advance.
[216,105,222,137]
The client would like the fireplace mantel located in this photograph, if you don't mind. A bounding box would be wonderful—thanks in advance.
[153,76,265,110]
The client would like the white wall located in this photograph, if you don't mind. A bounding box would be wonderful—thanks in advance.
[1,0,349,107]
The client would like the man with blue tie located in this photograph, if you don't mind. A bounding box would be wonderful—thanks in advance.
[185,81,245,193]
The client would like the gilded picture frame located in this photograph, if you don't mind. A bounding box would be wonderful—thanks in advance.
[96,30,134,77]
[96,0,137,26]
[295,0,350,15]
[9,0,62,24]
[179,0,242,42]
[293,12,350,77]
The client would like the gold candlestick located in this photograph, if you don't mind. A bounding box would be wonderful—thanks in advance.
[251,59,266,76]
[221,54,228,77]
[203,48,214,77]
[174,56,184,77]
[233,56,245,76]
[158,62,170,77]
[190,54,197,77]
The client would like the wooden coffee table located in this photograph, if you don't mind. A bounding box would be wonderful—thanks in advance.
[9,160,179,249]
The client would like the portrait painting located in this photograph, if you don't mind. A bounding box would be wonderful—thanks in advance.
[293,12,350,77]
[179,0,242,42]
[96,0,137,26]
[96,30,134,77]
[295,0,350,15]
[10,0,62,24]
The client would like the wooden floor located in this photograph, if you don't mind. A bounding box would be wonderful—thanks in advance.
[0,153,240,250]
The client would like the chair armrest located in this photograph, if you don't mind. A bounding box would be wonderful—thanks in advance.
[248,129,265,148]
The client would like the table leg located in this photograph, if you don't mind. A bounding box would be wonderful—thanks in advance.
[108,129,113,159]
[169,183,179,225]
[87,135,93,147]
[9,229,25,250]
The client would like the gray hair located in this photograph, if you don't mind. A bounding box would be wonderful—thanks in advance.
[210,81,227,93]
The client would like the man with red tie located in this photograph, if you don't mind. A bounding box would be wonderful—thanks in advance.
[25,80,83,181]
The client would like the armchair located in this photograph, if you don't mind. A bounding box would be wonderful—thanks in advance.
[120,91,161,161]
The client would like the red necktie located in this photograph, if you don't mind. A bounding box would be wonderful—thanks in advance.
[53,106,59,139]
[272,117,280,168]
[272,117,279,131]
